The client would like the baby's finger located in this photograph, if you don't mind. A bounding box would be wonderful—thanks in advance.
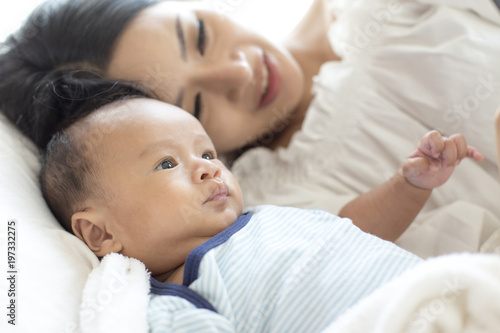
[449,134,468,160]
[441,138,457,167]
[467,146,484,162]
[420,130,444,158]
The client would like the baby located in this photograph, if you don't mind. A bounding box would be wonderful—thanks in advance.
[41,94,483,332]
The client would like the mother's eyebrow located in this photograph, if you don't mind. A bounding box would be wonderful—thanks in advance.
[176,15,187,62]
[175,15,186,108]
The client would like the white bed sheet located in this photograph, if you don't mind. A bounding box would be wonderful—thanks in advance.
[0,113,99,333]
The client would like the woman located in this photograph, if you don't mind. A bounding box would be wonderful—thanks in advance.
[1,0,500,257]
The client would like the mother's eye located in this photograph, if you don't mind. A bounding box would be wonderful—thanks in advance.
[155,158,177,171]
[197,19,205,56]
[194,92,202,120]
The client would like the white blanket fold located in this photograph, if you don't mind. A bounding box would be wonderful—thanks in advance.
[79,253,150,333]
[322,253,500,333]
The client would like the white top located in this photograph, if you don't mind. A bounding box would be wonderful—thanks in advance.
[148,205,421,332]
[231,0,500,258]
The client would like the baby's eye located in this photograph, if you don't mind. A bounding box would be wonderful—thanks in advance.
[155,158,177,171]
[202,151,216,160]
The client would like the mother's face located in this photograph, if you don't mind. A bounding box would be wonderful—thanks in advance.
[107,1,304,153]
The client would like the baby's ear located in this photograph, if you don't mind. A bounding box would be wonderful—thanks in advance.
[71,210,123,257]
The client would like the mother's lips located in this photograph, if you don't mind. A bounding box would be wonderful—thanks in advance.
[258,53,281,109]
[204,182,229,203]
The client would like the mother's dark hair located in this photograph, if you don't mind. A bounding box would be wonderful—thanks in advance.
[0,0,160,149]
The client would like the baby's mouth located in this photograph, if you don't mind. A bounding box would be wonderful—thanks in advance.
[204,181,228,204]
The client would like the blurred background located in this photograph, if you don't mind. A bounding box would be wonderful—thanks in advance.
[0,0,314,43]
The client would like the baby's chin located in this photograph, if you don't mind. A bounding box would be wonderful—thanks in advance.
[216,208,242,231]
[217,214,240,231]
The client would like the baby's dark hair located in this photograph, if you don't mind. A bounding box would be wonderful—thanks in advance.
[40,74,150,233]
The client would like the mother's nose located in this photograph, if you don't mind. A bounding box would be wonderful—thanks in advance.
[192,50,252,102]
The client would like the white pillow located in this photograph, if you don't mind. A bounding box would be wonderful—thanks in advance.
[0,112,99,332]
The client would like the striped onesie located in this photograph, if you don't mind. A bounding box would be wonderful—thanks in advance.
[148,205,421,332]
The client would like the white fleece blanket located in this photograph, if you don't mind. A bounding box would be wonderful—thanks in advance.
[79,253,150,333]
[80,252,500,333]
[322,253,500,333]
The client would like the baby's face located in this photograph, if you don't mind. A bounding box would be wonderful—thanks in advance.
[93,98,243,277]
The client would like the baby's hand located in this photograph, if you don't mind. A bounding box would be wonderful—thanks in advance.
[401,131,484,190]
